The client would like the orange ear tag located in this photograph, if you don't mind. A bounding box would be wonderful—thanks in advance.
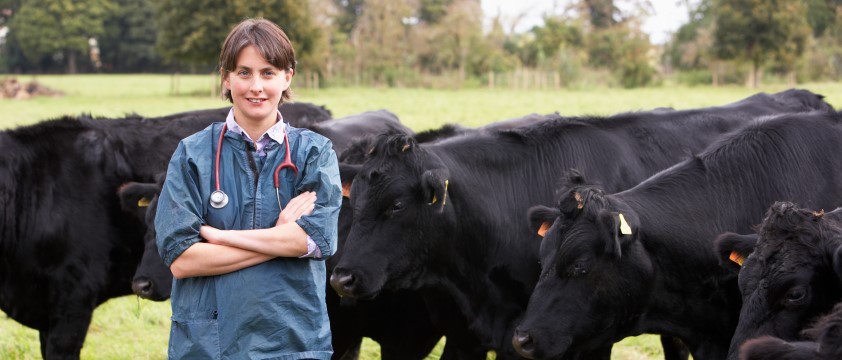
[137,197,151,208]
[729,251,745,266]
[537,222,551,237]
[342,182,351,198]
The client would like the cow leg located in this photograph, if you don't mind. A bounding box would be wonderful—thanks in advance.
[661,335,690,360]
[561,346,613,360]
[437,338,487,360]
[685,340,729,360]
[333,339,361,360]
[43,308,94,359]
[39,331,48,359]
[380,335,441,360]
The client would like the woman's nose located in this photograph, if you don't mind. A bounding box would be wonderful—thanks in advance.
[249,78,263,93]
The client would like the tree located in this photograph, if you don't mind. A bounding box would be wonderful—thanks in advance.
[98,0,162,72]
[154,0,321,72]
[419,0,451,24]
[10,0,113,73]
[333,0,365,34]
[714,0,810,88]
[350,0,416,85]
[584,0,618,29]
[418,0,483,82]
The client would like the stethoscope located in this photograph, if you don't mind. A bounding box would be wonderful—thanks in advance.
[209,123,298,209]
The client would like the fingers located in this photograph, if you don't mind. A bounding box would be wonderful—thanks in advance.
[278,191,317,225]
[199,225,222,244]
[287,191,316,210]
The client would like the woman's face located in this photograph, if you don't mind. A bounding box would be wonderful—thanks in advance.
[223,45,292,125]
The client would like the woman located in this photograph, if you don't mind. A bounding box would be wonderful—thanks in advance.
[155,18,341,359]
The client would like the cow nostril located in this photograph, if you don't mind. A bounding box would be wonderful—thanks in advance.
[512,331,536,359]
[132,279,153,297]
[329,271,356,297]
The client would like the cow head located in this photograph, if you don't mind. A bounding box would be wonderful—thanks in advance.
[739,301,842,360]
[717,202,842,360]
[514,175,653,359]
[117,179,172,301]
[330,134,455,299]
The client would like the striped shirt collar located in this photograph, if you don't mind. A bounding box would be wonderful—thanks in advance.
[224,108,286,156]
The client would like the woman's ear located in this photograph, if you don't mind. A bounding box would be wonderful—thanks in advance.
[221,68,230,90]
[283,68,293,90]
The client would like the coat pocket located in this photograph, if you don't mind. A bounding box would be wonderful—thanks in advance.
[168,316,221,360]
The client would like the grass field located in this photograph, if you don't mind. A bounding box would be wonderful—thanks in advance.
[1,74,840,359]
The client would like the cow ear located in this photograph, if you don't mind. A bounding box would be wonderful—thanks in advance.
[830,244,842,282]
[339,163,361,198]
[714,232,758,272]
[528,205,561,238]
[564,168,586,187]
[422,168,450,213]
[598,210,636,259]
[117,182,160,212]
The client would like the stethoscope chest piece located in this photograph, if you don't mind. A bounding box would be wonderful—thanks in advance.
[209,190,229,209]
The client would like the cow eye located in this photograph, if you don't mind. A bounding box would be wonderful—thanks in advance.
[390,201,405,214]
[569,260,589,277]
[784,286,807,306]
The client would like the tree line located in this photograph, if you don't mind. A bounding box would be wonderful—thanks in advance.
[0,0,840,88]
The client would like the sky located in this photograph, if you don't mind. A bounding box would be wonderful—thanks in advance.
[481,0,695,44]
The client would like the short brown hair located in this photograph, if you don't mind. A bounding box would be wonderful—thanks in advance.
[219,18,296,103]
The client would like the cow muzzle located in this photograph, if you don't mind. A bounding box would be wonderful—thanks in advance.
[512,329,537,359]
[330,268,359,298]
[132,277,155,299]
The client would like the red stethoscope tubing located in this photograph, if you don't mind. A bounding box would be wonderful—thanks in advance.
[213,123,298,207]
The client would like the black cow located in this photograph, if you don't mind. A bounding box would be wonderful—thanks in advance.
[715,202,842,359]
[411,112,557,143]
[0,102,332,359]
[738,301,842,360]
[517,111,842,360]
[331,89,832,359]
[306,109,412,153]
[117,178,170,300]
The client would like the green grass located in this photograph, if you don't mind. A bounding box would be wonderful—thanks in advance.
[1,75,840,359]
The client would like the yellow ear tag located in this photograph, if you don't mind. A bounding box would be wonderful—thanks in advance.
[618,213,632,235]
[430,180,449,206]
[137,197,151,208]
[729,251,745,266]
[537,222,551,237]
[441,180,449,207]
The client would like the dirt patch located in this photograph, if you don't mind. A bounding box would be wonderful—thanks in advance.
[0,78,64,100]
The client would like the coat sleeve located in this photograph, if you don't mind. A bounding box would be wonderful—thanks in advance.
[155,142,206,267]
[294,138,341,259]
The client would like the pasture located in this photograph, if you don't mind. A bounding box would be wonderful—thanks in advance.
[1,74,840,359]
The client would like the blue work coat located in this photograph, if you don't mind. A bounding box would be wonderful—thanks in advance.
[156,122,341,359]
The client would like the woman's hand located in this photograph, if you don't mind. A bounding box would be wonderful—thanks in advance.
[276,191,317,226]
[200,225,227,245]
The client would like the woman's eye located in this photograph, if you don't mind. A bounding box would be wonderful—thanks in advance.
[238,70,249,76]
[263,71,275,77]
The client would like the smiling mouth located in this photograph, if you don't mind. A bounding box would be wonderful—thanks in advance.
[248,98,266,103]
